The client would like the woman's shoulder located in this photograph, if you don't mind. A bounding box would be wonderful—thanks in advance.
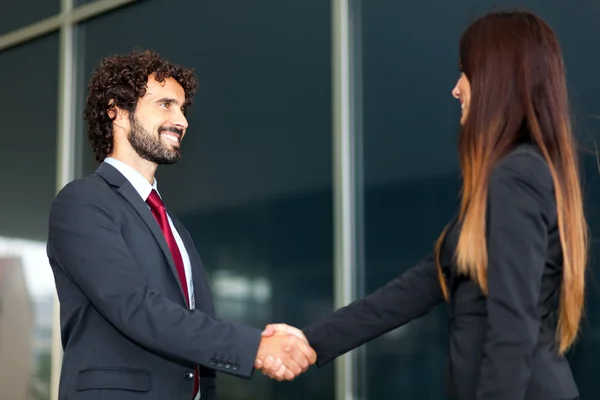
[489,143,556,217]
[492,143,553,191]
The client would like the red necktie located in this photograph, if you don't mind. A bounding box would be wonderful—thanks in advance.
[146,189,199,398]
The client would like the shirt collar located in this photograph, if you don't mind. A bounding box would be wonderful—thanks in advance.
[104,157,160,202]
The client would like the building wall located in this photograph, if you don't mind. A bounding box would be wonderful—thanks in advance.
[1,1,600,399]
[0,257,34,400]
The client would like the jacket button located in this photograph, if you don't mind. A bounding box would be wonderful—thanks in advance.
[209,358,216,366]
[232,363,239,371]
[184,371,194,380]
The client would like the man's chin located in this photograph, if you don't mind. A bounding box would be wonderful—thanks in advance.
[143,151,182,165]
[157,158,181,166]
[157,154,182,165]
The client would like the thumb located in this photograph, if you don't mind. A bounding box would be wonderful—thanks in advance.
[261,324,280,337]
[261,323,294,337]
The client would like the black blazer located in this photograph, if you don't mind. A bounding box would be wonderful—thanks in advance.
[303,145,579,400]
[47,162,262,400]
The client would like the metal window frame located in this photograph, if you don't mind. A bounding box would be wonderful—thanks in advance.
[0,0,363,399]
[332,0,364,399]
[0,0,137,52]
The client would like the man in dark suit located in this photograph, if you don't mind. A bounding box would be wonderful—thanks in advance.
[47,49,314,400]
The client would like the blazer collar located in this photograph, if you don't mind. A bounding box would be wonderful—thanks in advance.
[94,161,189,304]
[95,161,128,188]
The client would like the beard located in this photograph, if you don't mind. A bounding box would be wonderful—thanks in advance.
[127,115,182,165]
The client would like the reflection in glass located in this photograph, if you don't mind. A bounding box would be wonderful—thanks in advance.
[75,0,95,5]
[0,237,55,400]
[0,0,59,36]
[0,31,58,400]
[361,2,600,399]
[361,1,465,398]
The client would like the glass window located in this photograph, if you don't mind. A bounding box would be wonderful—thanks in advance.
[361,2,462,398]
[0,0,59,36]
[76,1,333,399]
[0,32,58,400]
[361,2,600,399]
[74,0,98,6]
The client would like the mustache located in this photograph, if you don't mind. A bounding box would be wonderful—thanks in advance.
[158,126,184,136]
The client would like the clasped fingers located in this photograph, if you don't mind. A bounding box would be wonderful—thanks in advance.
[256,334,316,381]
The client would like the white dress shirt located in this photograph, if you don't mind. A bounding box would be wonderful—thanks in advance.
[104,157,195,310]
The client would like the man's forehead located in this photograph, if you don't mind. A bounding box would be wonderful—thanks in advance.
[145,75,185,99]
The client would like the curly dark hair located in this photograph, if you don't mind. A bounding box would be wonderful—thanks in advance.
[84,49,198,162]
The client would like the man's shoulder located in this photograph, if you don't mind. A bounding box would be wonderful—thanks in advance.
[54,171,111,205]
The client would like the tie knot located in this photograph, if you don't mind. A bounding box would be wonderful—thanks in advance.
[146,189,164,211]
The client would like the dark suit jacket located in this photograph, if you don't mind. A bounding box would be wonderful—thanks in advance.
[303,144,579,400]
[47,162,262,400]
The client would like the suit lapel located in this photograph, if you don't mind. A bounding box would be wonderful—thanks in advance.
[171,216,215,316]
[95,162,188,304]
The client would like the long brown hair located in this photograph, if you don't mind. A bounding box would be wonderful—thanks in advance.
[436,11,588,354]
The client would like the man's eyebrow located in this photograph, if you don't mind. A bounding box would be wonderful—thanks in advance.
[155,97,181,105]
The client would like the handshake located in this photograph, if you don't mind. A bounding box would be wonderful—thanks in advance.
[254,323,316,381]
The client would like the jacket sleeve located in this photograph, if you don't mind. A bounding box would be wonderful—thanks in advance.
[303,253,444,366]
[476,155,553,399]
[47,180,261,378]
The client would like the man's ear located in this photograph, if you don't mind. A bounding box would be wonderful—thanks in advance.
[106,99,129,121]
[107,100,130,134]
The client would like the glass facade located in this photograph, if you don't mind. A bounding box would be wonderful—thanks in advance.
[360,2,600,398]
[75,0,99,6]
[1,1,600,399]
[0,0,59,36]
[361,3,460,397]
[0,33,59,400]
[76,1,334,399]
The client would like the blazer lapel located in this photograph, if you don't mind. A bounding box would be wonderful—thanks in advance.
[95,162,188,304]
[171,216,216,316]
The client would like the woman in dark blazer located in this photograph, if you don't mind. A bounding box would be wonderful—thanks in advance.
[258,10,587,400]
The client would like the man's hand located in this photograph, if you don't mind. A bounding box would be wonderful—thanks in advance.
[254,324,316,381]
[261,323,307,342]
